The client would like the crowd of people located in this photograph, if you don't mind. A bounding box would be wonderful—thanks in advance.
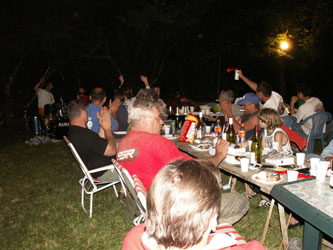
[33,70,332,249]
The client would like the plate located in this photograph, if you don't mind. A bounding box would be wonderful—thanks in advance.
[190,144,210,151]
[251,172,284,184]
[163,134,179,140]
[223,155,240,165]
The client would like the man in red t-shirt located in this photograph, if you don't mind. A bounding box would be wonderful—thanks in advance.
[117,98,249,225]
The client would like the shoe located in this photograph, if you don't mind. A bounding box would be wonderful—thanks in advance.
[118,192,126,201]
[288,223,301,229]
[286,237,302,250]
[257,199,271,208]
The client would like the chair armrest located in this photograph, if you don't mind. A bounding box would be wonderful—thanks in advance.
[88,164,114,174]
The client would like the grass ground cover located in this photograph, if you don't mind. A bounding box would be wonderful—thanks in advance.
[0,129,331,249]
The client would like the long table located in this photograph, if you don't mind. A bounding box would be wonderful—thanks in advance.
[174,140,291,248]
[271,178,333,250]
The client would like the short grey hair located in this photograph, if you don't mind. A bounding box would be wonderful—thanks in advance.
[128,98,160,126]
[219,89,234,103]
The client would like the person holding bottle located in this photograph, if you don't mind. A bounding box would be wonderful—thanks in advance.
[221,92,260,140]
[259,108,291,152]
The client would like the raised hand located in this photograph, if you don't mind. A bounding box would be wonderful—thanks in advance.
[119,75,124,86]
[140,75,149,87]
[97,106,112,131]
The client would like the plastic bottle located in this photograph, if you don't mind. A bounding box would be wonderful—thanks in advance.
[238,123,246,143]
[214,119,222,136]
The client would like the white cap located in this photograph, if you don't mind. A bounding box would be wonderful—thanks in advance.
[229,117,233,124]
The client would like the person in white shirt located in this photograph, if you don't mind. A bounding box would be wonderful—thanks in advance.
[34,77,55,117]
[290,83,324,139]
[238,70,284,112]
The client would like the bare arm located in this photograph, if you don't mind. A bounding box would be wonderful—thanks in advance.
[140,75,150,89]
[238,70,258,91]
[34,78,45,92]
[206,139,230,166]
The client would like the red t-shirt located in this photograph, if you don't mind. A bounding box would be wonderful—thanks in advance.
[117,130,192,190]
[122,224,266,250]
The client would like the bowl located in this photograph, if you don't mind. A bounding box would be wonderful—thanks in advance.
[199,105,211,111]
[212,105,221,112]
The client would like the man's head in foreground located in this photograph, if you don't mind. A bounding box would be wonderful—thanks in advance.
[145,159,221,249]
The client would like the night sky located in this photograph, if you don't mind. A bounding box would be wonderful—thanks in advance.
[1,0,332,120]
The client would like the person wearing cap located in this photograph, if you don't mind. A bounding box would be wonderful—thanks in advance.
[221,92,260,140]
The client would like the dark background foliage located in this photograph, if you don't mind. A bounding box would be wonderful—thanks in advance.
[1,0,332,125]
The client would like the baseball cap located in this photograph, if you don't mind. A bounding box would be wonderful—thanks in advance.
[237,93,260,105]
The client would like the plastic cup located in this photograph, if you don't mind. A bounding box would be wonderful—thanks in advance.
[310,158,320,171]
[287,170,298,182]
[190,106,194,113]
[240,158,250,172]
[316,161,329,181]
[164,127,170,135]
[296,152,305,166]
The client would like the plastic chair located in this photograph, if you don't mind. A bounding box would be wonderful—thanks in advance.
[297,112,332,153]
[64,136,120,218]
[281,116,297,129]
[112,159,146,225]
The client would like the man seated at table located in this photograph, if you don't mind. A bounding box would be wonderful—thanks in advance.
[289,83,324,140]
[122,159,265,250]
[67,99,118,182]
[221,92,260,140]
[117,98,249,225]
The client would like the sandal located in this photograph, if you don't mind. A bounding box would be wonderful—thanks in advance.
[257,199,271,208]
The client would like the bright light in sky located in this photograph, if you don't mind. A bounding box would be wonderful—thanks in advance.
[280,41,289,50]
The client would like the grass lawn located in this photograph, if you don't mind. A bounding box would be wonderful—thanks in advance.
[0,129,331,249]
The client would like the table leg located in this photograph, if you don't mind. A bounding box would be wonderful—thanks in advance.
[245,183,249,200]
[261,198,275,245]
[277,203,288,249]
[303,221,322,250]
[231,177,237,192]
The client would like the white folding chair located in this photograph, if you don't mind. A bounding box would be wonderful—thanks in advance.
[64,136,120,218]
[112,159,146,225]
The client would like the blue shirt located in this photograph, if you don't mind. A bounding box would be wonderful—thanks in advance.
[86,104,118,133]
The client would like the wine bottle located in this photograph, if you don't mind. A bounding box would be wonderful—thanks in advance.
[175,107,182,130]
[168,106,173,119]
[196,112,205,140]
[226,117,236,144]
[251,125,262,164]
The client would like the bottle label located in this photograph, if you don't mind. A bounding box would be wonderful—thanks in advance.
[215,127,222,134]
[238,131,245,139]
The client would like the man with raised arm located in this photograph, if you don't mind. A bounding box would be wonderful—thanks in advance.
[34,77,55,117]
[67,99,118,182]
[238,70,284,111]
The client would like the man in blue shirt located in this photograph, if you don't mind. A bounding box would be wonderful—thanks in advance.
[86,87,118,133]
